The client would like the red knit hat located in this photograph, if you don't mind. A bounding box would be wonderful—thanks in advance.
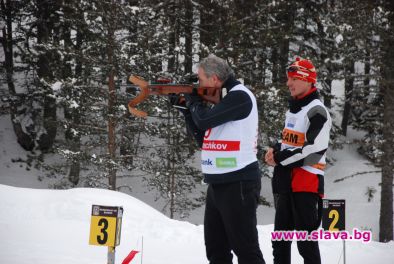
[287,57,317,84]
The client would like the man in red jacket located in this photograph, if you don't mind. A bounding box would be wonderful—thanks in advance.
[265,57,332,264]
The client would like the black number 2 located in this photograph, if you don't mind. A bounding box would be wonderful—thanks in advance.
[97,218,109,244]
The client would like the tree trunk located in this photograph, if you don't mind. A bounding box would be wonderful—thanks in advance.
[322,75,332,108]
[380,104,394,242]
[379,0,394,242]
[271,48,279,85]
[317,5,333,108]
[271,1,295,87]
[168,109,176,219]
[1,0,14,95]
[198,0,216,59]
[36,0,57,151]
[1,0,35,150]
[108,68,117,191]
[364,48,370,91]
[341,60,354,136]
[379,68,394,242]
[107,0,118,191]
[183,0,193,75]
[167,0,179,75]
[279,38,290,84]
[62,0,81,186]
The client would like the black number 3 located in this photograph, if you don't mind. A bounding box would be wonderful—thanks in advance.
[97,218,109,244]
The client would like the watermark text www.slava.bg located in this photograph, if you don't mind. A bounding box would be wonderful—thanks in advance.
[271,228,371,243]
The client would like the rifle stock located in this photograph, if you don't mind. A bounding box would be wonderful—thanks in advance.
[127,75,220,117]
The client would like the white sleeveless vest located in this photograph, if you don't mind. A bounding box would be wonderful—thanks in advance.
[280,99,331,175]
[201,84,258,174]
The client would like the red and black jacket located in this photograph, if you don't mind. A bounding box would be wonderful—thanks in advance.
[272,89,331,197]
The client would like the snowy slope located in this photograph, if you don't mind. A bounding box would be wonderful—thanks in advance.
[0,184,393,264]
[0,184,205,264]
[325,130,382,240]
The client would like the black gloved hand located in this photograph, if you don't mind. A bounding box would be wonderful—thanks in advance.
[168,93,182,106]
[184,89,202,108]
[168,93,189,114]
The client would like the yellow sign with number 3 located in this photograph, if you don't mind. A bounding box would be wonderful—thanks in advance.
[89,205,123,247]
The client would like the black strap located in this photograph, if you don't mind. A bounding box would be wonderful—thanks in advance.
[316,197,323,230]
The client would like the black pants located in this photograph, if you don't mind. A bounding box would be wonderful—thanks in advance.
[204,179,265,264]
[272,192,321,264]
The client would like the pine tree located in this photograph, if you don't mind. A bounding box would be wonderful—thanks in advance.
[1,0,36,150]
[2,0,60,151]
[35,0,58,151]
[129,0,205,218]
[379,0,394,243]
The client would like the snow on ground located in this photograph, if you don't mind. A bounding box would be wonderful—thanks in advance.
[325,128,382,240]
[0,184,393,264]
[0,184,204,264]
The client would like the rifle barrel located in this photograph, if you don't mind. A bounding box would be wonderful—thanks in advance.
[149,84,195,95]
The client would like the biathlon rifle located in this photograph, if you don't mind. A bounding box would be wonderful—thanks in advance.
[127,75,221,117]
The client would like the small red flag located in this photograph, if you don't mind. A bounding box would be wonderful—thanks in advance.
[122,250,140,264]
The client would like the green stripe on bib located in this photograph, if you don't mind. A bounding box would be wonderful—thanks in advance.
[216,158,237,168]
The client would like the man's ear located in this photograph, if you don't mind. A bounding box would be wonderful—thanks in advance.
[212,74,222,86]
[211,74,219,82]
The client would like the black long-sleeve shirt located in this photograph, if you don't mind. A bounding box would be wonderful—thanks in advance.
[184,76,261,184]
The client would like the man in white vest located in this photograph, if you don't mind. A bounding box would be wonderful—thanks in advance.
[265,57,332,264]
[171,54,266,264]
